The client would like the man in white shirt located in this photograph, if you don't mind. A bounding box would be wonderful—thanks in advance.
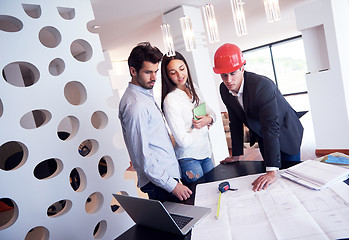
[119,42,192,202]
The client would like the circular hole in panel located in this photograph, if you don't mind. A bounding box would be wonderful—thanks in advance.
[22,4,41,19]
[70,39,93,62]
[0,99,3,118]
[47,199,72,218]
[85,192,104,214]
[0,141,28,171]
[78,139,99,157]
[64,81,87,106]
[91,111,108,129]
[57,7,75,20]
[111,191,128,214]
[2,61,40,87]
[20,109,52,129]
[39,26,61,48]
[93,220,107,239]
[57,116,79,141]
[98,156,114,179]
[0,198,19,230]
[49,58,65,76]
[33,158,63,180]
[0,15,23,32]
[25,226,49,240]
[69,167,86,192]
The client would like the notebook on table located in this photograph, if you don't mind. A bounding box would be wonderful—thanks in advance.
[281,159,349,190]
[112,194,211,235]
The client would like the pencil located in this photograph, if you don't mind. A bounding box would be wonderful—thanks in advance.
[216,191,221,219]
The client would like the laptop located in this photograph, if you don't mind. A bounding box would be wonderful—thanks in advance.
[112,194,211,235]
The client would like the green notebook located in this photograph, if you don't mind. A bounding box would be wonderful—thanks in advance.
[193,102,206,120]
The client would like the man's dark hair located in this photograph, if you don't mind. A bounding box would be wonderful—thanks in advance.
[128,42,163,75]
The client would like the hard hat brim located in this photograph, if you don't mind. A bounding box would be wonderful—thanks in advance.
[213,60,246,74]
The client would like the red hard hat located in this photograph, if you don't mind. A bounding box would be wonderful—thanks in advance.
[213,43,246,74]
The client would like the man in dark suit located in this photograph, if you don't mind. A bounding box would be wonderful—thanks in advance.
[213,43,304,191]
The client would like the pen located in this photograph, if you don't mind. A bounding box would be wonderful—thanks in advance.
[216,191,222,219]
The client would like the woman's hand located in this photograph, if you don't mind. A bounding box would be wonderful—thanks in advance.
[193,115,213,129]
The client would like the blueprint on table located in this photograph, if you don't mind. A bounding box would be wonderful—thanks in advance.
[192,172,349,240]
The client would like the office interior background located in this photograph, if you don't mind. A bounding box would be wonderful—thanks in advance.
[1,0,349,239]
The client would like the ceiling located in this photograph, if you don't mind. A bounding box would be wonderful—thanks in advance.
[89,0,312,61]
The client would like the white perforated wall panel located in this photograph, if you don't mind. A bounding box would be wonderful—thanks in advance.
[0,1,136,239]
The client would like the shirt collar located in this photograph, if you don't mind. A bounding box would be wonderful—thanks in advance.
[128,82,154,97]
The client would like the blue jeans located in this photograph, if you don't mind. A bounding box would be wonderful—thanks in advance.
[140,180,180,203]
[178,157,214,185]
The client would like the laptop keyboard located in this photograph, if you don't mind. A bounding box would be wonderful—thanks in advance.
[170,213,193,229]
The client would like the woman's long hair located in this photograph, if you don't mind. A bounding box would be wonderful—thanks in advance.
[161,51,199,110]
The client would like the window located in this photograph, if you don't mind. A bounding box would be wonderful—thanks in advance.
[244,47,275,83]
[272,39,308,95]
[243,36,309,111]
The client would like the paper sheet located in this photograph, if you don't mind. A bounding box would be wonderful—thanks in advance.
[192,173,349,240]
[281,160,349,190]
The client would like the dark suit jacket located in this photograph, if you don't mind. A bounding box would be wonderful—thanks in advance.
[220,71,304,168]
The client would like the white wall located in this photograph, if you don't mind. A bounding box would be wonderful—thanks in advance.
[0,1,136,239]
[295,0,349,150]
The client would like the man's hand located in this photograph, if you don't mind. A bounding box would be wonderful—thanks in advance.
[220,156,240,164]
[251,171,276,191]
[171,183,192,201]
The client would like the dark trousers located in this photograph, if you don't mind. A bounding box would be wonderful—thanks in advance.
[140,180,180,203]
[257,137,301,169]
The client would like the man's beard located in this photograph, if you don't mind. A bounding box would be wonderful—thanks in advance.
[138,79,155,89]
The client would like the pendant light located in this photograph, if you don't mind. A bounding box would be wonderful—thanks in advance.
[264,0,281,22]
[230,0,247,36]
[202,4,220,43]
[161,23,175,57]
[180,15,196,51]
